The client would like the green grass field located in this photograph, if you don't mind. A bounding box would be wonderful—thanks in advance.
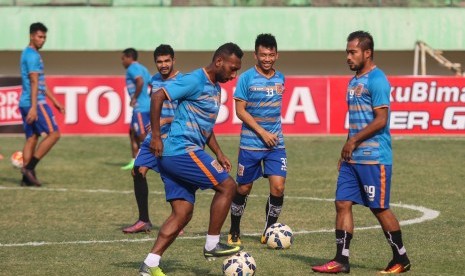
[0,136,464,276]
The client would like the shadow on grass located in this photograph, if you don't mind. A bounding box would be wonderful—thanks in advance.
[115,223,162,234]
[0,176,22,186]
[104,161,130,167]
[282,253,373,270]
[113,259,217,275]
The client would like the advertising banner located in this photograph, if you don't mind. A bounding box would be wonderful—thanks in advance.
[1,76,464,135]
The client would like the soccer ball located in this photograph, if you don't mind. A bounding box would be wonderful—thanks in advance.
[10,151,23,169]
[222,251,256,276]
[265,223,294,249]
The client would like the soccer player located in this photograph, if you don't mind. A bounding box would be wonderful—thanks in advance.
[311,31,411,274]
[138,42,244,276]
[123,44,182,234]
[227,33,287,246]
[19,22,65,187]
[121,48,151,170]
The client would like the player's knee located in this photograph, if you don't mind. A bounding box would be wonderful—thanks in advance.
[132,166,148,178]
[335,200,352,212]
[219,177,237,194]
[237,183,253,195]
[271,184,285,196]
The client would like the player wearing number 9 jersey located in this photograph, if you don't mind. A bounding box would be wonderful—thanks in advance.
[312,31,411,275]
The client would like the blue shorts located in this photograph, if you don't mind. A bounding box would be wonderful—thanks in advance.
[131,111,150,137]
[158,150,231,204]
[20,103,59,138]
[134,137,158,172]
[336,162,392,209]
[236,148,287,185]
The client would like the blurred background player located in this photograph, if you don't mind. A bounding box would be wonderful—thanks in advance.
[311,31,410,274]
[228,33,287,246]
[121,48,151,170]
[123,44,183,234]
[19,22,65,187]
[138,42,243,276]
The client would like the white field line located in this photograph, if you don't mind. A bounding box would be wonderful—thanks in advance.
[0,186,440,247]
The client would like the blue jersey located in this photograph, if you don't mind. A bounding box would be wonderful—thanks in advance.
[150,72,182,138]
[161,68,222,156]
[346,67,392,165]
[234,66,286,150]
[19,47,46,107]
[126,62,151,113]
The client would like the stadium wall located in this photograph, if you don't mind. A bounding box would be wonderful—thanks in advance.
[1,7,464,51]
[0,7,464,76]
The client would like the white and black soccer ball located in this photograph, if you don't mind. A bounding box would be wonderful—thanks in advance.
[265,223,294,249]
[10,151,23,169]
[222,251,256,276]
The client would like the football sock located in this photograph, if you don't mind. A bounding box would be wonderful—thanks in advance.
[144,253,161,267]
[25,156,40,170]
[133,166,150,222]
[384,230,408,262]
[263,194,284,233]
[334,229,352,264]
[205,234,220,251]
[229,193,248,234]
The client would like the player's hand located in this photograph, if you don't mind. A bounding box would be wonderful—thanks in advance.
[341,139,356,161]
[216,152,232,173]
[130,97,137,107]
[26,107,38,124]
[149,135,163,158]
[260,131,279,147]
[55,102,65,114]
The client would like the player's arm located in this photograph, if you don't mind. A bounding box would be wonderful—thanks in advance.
[206,131,232,172]
[26,72,39,124]
[149,88,168,157]
[341,107,388,161]
[235,99,278,147]
[130,76,144,107]
[45,85,65,114]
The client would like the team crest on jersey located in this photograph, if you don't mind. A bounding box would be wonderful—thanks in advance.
[275,83,284,95]
[237,163,245,177]
[354,84,364,97]
[210,160,224,173]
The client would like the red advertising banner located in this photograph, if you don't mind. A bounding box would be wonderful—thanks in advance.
[1,76,465,135]
[328,76,465,134]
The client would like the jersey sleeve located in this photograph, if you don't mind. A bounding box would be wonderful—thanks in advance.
[164,73,200,101]
[127,65,142,81]
[233,73,249,101]
[26,52,41,73]
[369,74,391,108]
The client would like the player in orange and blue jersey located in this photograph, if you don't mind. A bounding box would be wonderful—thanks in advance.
[19,22,65,187]
[121,48,151,170]
[227,33,287,246]
[312,31,410,275]
[122,44,181,234]
[138,43,244,276]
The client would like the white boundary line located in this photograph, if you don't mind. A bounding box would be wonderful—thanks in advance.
[0,186,440,247]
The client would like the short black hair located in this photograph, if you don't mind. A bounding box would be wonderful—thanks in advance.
[212,42,243,61]
[30,22,47,34]
[255,33,277,53]
[154,44,175,59]
[122,48,138,61]
[347,31,374,58]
